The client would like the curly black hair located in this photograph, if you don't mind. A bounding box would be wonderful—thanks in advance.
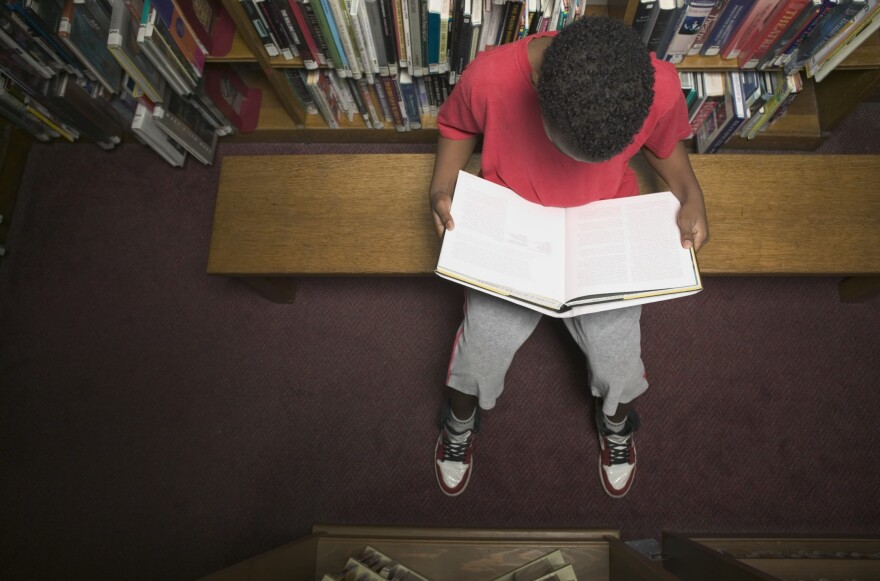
[537,16,655,161]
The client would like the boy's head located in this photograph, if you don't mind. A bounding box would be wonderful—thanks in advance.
[537,17,655,162]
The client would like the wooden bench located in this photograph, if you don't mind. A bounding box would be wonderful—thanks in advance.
[207,154,880,303]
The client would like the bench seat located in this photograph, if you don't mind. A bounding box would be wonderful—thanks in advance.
[208,154,880,302]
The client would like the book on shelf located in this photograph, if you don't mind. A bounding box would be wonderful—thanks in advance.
[688,0,729,56]
[107,0,166,102]
[150,0,208,76]
[43,72,123,148]
[663,0,718,63]
[1,6,68,78]
[700,0,756,56]
[0,74,55,140]
[138,1,197,97]
[57,0,125,95]
[697,70,749,153]
[311,0,351,75]
[397,69,421,128]
[255,0,296,59]
[272,0,317,67]
[152,86,219,165]
[238,0,280,56]
[765,0,838,69]
[718,0,778,60]
[645,0,681,57]
[807,1,880,80]
[786,0,869,72]
[435,171,703,318]
[348,0,378,77]
[5,0,87,77]
[737,69,801,138]
[688,70,724,137]
[177,0,236,56]
[202,63,262,132]
[736,0,815,69]
[130,100,186,166]
[0,10,54,80]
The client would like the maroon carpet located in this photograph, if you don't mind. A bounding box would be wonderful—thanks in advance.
[1,110,879,580]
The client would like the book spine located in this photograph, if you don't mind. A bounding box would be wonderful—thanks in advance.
[664,0,718,62]
[700,0,755,56]
[288,0,325,66]
[240,0,281,56]
[300,0,336,68]
[797,0,867,63]
[275,0,317,67]
[773,0,838,68]
[632,0,658,45]
[720,0,777,60]
[739,0,813,68]
[379,73,406,129]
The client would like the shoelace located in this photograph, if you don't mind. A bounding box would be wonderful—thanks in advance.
[442,429,472,463]
[605,433,632,465]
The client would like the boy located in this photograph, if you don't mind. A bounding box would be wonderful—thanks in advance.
[430,16,709,498]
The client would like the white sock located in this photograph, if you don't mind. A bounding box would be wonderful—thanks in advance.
[447,409,476,433]
[604,415,627,433]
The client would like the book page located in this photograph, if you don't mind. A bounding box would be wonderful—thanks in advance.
[563,191,699,301]
[436,172,567,307]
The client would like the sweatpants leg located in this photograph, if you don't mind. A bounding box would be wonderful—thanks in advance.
[446,289,543,410]
[563,305,648,417]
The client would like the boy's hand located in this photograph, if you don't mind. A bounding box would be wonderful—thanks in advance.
[678,199,709,252]
[430,191,455,238]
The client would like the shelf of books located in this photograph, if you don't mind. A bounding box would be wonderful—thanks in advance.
[214,0,880,151]
[0,0,266,166]
[619,0,880,152]
[1,0,878,165]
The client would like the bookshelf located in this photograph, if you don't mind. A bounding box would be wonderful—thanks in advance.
[212,0,880,150]
[610,0,880,150]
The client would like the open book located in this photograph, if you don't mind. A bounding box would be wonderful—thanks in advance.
[435,171,702,318]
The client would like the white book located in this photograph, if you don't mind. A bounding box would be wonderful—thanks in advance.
[436,172,702,318]
[131,103,186,167]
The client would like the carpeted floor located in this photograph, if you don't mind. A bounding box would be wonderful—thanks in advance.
[1,103,878,580]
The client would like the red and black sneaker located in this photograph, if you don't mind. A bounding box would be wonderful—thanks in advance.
[434,405,479,497]
[596,405,640,498]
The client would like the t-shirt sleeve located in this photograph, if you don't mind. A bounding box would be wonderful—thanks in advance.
[437,68,484,140]
[642,77,692,159]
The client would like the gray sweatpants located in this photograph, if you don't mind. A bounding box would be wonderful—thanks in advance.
[446,289,648,417]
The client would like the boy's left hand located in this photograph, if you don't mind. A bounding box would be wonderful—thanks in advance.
[678,199,709,252]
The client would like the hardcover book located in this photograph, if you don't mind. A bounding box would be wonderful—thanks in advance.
[178,0,236,56]
[152,88,219,164]
[202,64,262,132]
[131,101,186,166]
[436,171,703,318]
[107,0,166,102]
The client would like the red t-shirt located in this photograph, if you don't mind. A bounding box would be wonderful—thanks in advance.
[437,32,692,208]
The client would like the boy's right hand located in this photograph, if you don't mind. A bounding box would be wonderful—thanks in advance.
[430,191,455,238]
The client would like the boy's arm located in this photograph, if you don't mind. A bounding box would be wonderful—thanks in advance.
[641,141,710,252]
[429,135,479,238]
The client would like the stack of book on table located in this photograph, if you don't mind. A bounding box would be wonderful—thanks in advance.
[320,547,579,580]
